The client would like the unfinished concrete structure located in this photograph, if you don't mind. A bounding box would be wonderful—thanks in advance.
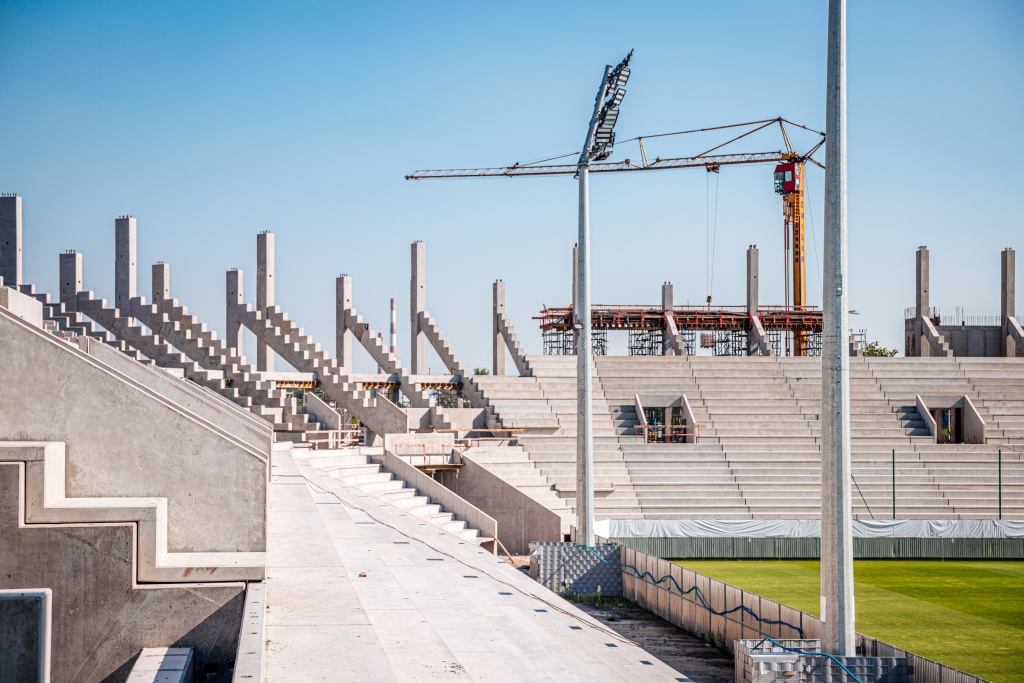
[906,245,1024,357]
[3,191,1022,679]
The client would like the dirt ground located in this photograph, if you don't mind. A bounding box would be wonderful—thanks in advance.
[569,598,735,683]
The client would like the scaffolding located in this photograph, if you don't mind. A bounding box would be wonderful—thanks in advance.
[712,330,747,356]
[679,329,697,356]
[542,328,608,356]
[805,331,823,356]
[628,328,663,356]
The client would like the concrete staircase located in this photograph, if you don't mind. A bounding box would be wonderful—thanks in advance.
[300,448,493,546]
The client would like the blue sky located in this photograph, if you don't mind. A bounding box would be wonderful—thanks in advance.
[2,1,1022,371]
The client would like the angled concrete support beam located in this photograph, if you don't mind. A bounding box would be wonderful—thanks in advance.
[0,194,22,287]
[115,216,137,315]
[661,282,686,356]
[59,251,82,312]
[226,269,243,357]
[256,231,275,372]
[410,241,425,374]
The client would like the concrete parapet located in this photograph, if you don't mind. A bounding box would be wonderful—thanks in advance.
[0,286,43,327]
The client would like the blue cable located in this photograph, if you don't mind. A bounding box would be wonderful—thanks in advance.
[574,543,806,638]
[753,637,865,683]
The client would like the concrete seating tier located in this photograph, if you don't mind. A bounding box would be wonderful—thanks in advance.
[303,448,492,545]
[466,354,1024,522]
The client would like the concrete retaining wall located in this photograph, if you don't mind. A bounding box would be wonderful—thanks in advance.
[0,307,268,554]
[454,455,563,555]
[0,464,244,682]
[529,542,621,596]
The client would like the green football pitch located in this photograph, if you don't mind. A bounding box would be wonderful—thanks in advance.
[672,560,1024,682]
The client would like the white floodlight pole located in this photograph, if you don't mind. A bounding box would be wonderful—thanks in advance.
[822,0,855,655]
[575,66,611,547]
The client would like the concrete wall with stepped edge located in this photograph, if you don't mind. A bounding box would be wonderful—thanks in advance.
[0,306,269,554]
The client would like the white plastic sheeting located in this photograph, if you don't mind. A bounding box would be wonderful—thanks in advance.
[595,518,1024,539]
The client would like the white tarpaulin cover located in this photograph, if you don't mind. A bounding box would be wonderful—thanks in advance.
[595,518,1024,539]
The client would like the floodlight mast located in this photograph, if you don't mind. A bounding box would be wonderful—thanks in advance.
[574,50,631,547]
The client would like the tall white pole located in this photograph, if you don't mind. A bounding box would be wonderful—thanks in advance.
[575,65,611,548]
[822,0,855,655]
[576,163,595,547]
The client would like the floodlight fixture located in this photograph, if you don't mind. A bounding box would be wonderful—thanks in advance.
[608,88,626,108]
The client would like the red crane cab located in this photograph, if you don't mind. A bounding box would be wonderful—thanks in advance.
[773,162,801,194]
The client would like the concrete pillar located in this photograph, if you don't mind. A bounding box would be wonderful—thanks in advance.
[493,279,506,375]
[336,275,353,372]
[661,282,675,356]
[572,243,579,350]
[916,246,930,357]
[114,216,137,314]
[226,269,243,357]
[256,231,275,372]
[746,245,760,355]
[0,194,23,287]
[1002,248,1016,357]
[821,0,855,656]
[152,263,170,305]
[410,241,425,374]
[59,251,82,311]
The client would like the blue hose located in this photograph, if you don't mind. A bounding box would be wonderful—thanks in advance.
[574,543,806,638]
[753,636,865,683]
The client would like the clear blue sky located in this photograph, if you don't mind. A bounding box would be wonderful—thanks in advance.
[2,1,1022,370]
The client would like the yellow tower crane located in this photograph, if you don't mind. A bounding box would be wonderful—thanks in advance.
[407,117,825,355]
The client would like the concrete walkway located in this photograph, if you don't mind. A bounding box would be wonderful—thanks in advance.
[264,445,689,682]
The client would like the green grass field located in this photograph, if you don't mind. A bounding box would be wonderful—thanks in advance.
[672,560,1024,682]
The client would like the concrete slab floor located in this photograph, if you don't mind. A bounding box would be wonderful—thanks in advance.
[263,446,691,682]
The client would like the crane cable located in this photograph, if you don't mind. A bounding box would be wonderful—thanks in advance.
[705,171,721,302]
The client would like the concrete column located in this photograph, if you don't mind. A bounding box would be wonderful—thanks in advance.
[1002,248,1017,357]
[493,279,506,375]
[572,243,579,350]
[152,263,170,305]
[114,216,137,314]
[746,245,760,355]
[0,194,23,287]
[59,251,82,311]
[226,269,243,357]
[661,282,675,356]
[410,241,425,374]
[821,0,855,656]
[336,275,353,372]
[256,231,275,372]
[916,246,930,357]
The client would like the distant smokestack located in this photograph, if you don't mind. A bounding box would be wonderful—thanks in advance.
[390,298,397,360]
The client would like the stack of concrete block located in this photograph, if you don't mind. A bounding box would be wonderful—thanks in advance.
[528,541,622,596]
